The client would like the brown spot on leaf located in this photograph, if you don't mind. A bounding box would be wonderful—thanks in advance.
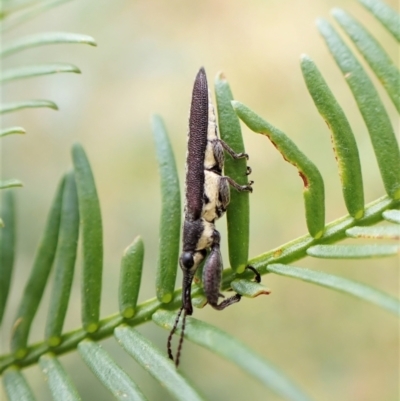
[299,171,309,188]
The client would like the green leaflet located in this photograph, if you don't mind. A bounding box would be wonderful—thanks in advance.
[1,0,74,32]
[78,340,147,401]
[39,353,81,401]
[152,115,181,304]
[358,0,400,41]
[301,55,364,219]
[333,8,400,112]
[0,191,16,325]
[0,63,80,83]
[11,177,65,358]
[383,209,400,224]
[72,144,103,333]
[230,279,271,298]
[114,325,205,401]
[2,367,36,401]
[215,72,251,273]
[0,100,58,114]
[153,310,315,401]
[307,244,399,258]
[0,179,23,189]
[346,225,400,239]
[267,263,400,316]
[0,32,97,57]
[119,236,144,318]
[45,172,80,346]
[318,19,400,200]
[0,127,25,137]
[232,100,325,238]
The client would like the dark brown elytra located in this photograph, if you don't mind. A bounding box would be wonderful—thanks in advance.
[167,67,259,367]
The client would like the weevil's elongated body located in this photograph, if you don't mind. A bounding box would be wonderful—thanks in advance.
[168,67,255,366]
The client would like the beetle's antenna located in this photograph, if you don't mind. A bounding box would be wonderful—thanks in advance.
[167,306,184,362]
[175,309,187,368]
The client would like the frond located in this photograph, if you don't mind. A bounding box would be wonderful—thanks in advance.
[0,0,97,194]
[0,1,398,400]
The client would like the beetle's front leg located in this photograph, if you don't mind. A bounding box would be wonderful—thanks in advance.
[203,230,242,310]
[219,139,249,160]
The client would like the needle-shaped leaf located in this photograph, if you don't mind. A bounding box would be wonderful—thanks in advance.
[1,0,74,32]
[215,72,251,273]
[383,209,400,224]
[0,63,80,84]
[72,144,103,333]
[11,176,65,358]
[230,279,271,298]
[39,353,81,401]
[0,191,16,325]
[0,127,26,137]
[0,32,97,58]
[2,366,36,401]
[233,101,325,238]
[191,294,207,309]
[152,115,181,304]
[114,325,205,401]
[358,0,400,41]
[0,179,23,189]
[307,244,399,258]
[45,172,79,346]
[119,236,144,318]
[153,310,314,401]
[267,263,400,316]
[318,19,400,200]
[346,225,400,239]
[0,100,58,114]
[301,54,364,218]
[78,339,147,401]
[333,8,400,112]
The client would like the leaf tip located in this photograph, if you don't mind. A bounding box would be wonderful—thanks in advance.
[230,100,240,110]
[316,17,329,32]
[216,70,227,82]
[300,53,311,63]
[331,7,344,19]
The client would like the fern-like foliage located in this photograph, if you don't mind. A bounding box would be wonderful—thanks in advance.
[0,0,96,192]
[0,0,399,400]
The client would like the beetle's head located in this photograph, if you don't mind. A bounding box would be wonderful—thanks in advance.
[179,250,205,315]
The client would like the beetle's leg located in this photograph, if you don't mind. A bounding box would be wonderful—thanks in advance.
[219,140,253,178]
[203,230,242,310]
[246,265,261,283]
[222,175,254,193]
[219,140,249,160]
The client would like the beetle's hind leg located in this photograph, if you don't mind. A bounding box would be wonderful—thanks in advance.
[202,230,243,311]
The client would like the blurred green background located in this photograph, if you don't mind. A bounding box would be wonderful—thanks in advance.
[1,0,399,400]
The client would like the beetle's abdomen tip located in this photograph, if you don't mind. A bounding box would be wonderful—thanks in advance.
[197,66,206,78]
